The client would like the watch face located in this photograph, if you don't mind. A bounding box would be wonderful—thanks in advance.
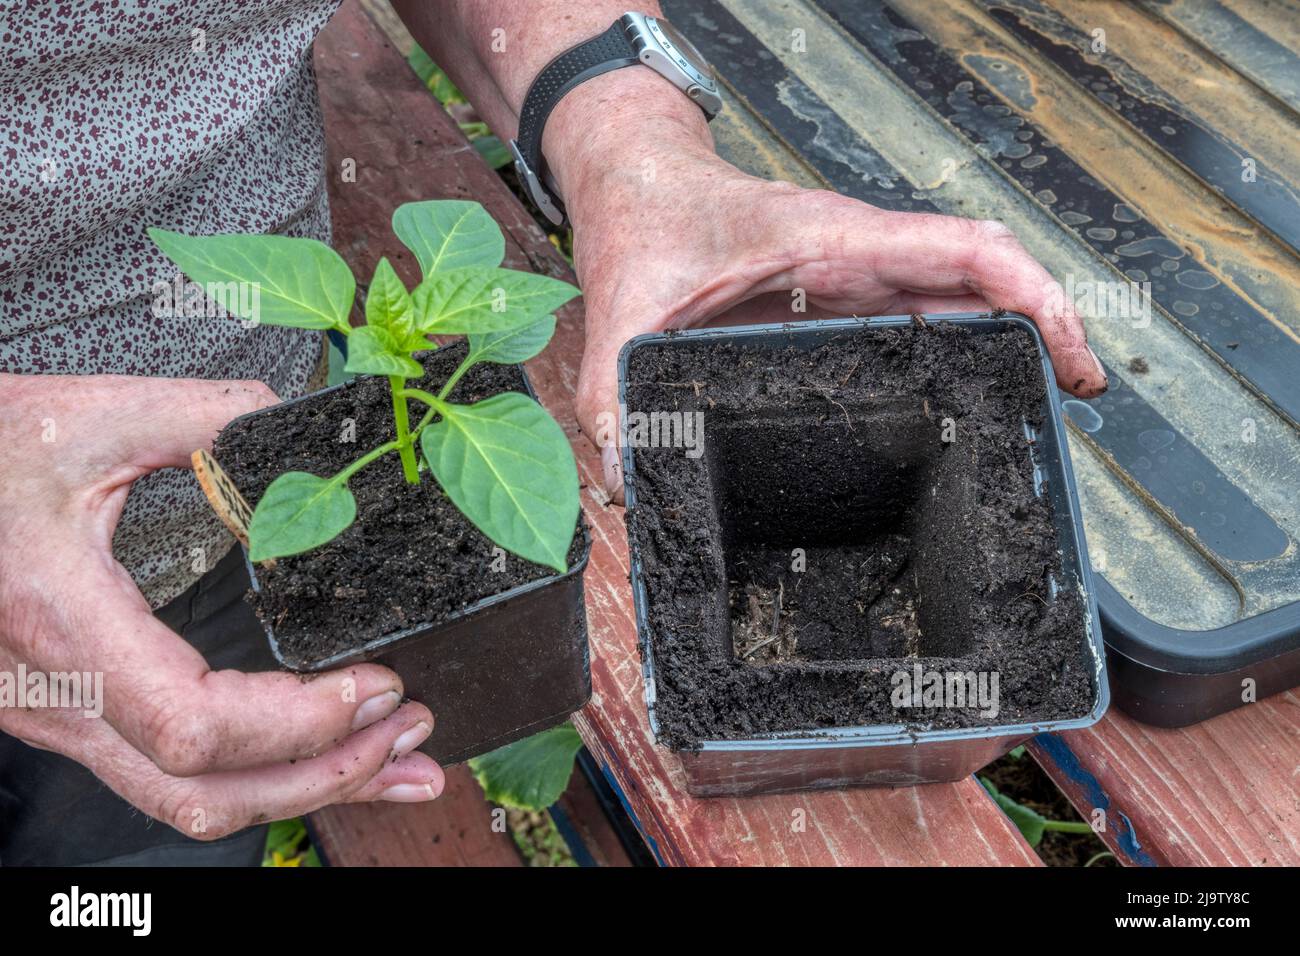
[654,18,710,76]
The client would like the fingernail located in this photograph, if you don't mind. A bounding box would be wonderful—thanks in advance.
[601,444,622,496]
[391,720,432,760]
[378,782,440,803]
[1087,346,1109,391]
[351,690,401,732]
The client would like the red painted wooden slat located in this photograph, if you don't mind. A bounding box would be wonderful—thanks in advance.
[308,0,1040,866]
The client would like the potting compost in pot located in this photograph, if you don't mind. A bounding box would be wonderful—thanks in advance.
[213,344,590,765]
[621,315,1106,793]
[217,345,584,661]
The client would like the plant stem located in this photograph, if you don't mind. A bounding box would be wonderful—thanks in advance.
[389,375,420,484]
[332,439,401,485]
[437,354,476,402]
[1043,820,1095,834]
[399,387,450,437]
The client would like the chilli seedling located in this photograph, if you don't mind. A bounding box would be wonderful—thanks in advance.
[150,200,581,572]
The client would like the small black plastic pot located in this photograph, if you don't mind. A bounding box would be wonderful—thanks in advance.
[619,313,1109,797]
[229,373,592,767]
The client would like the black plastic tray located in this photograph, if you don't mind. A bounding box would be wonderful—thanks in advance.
[1098,579,1300,727]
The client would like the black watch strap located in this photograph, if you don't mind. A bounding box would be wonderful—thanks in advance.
[512,21,639,225]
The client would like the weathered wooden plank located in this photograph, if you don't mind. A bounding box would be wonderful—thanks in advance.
[978,0,1300,257]
[814,0,1300,435]
[312,766,523,867]
[552,766,637,867]
[311,0,1042,867]
[1140,0,1300,114]
[1028,692,1300,866]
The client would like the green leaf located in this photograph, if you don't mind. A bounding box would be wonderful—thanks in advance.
[411,266,579,335]
[406,47,439,89]
[148,229,354,331]
[248,472,356,562]
[979,777,1047,848]
[468,313,556,365]
[392,201,504,279]
[431,70,464,104]
[343,325,424,378]
[468,724,583,811]
[472,134,513,170]
[420,392,578,572]
[365,256,418,347]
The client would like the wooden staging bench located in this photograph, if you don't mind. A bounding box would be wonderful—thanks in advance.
[308,0,1299,867]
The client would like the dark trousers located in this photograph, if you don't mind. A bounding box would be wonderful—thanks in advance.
[0,546,276,866]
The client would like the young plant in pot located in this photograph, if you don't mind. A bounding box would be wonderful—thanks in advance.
[150,200,591,781]
[619,313,1109,797]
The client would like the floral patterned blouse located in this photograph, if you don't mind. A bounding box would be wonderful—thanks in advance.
[0,0,345,607]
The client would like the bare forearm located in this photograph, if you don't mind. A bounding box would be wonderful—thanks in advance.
[391,3,1103,505]
[391,1,716,209]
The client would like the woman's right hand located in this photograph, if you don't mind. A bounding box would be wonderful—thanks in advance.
[0,373,445,841]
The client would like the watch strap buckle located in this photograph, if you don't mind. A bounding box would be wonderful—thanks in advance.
[509,139,567,227]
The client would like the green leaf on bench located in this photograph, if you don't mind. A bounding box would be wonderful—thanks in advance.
[411,266,579,335]
[468,724,584,811]
[979,776,1046,848]
[392,200,504,278]
[472,135,513,171]
[419,392,578,572]
[249,472,356,562]
[148,229,355,332]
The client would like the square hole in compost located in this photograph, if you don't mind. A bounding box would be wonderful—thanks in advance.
[707,401,976,663]
[622,323,1097,749]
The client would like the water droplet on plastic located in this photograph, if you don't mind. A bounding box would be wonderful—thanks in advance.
[1137,428,1175,453]
[1115,236,1185,259]
[1175,269,1219,290]
[1062,400,1103,433]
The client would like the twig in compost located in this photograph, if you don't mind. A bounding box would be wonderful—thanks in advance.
[837,356,862,387]
[656,380,705,397]
[797,386,854,429]
[770,578,784,642]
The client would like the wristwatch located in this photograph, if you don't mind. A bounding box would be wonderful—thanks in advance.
[510,12,722,226]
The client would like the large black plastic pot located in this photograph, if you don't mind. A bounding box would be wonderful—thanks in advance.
[619,313,1109,796]
[224,370,592,767]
